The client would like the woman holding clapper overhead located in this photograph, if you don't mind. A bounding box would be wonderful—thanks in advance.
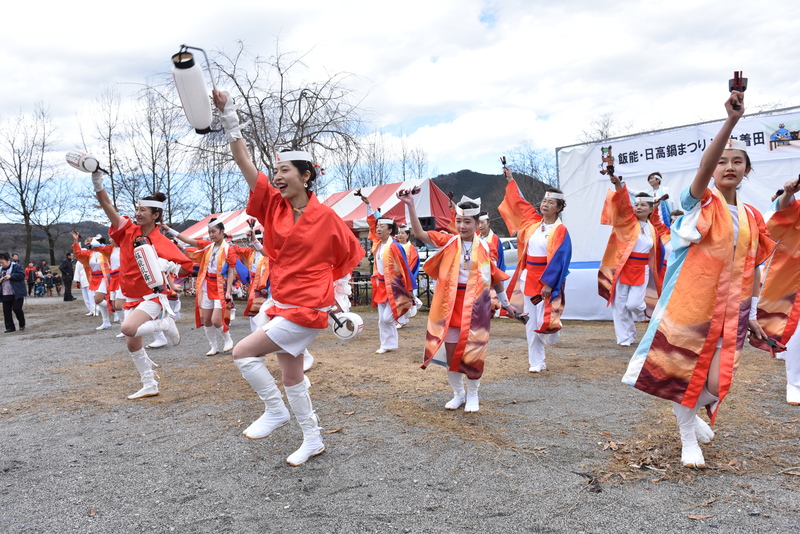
[212,89,363,466]
[398,189,514,413]
[89,169,193,400]
[623,89,776,469]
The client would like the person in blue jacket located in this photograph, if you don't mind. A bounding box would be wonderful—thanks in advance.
[0,252,27,332]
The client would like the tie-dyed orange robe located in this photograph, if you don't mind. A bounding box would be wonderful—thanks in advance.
[499,179,571,334]
[754,198,800,351]
[421,232,509,379]
[184,240,238,331]
[367,214,414,320]
[623,187,775,422]
[598,185,664,304]
[235,246,270,317]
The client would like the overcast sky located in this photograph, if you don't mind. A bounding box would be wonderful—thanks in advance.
[2,0,798,177]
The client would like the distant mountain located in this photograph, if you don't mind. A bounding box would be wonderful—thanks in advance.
[431,170,548,237]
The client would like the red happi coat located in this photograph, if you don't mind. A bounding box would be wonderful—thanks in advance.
[246,172,364,329]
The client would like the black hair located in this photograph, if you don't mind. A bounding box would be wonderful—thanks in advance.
[141,192,167,223]
[670,209,684,218]
[456,201,480,222]
[96,236,107,245]
[544,187,567,212]
[278,149,318,190]
[0,253,9,261]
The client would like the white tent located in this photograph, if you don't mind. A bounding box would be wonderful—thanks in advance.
[557,107,800,320]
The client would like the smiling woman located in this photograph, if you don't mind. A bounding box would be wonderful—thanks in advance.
[212,89,365,467]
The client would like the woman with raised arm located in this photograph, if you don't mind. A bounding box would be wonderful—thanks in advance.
[161,219,238,356]
[71,232,113,330]
[499,167,572,374]
[753,178,800,405]
[357,190,415,352]
[598,173,666,346]
[213,89,364,466]
[623,90,776,468]
[398,191,513,412]
[91,172,193,400]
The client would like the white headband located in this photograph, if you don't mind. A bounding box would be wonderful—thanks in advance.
[456,206,481,217]
[138,200,164,209]
[275,151,313,163]
[479,214,490,221]
[636,196,655,203]
[724,139,747,151]
[544,192,564,200]
[398,225,410,232]
[377,218,394,226]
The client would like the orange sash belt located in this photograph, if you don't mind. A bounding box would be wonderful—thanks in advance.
[524,256,547,295]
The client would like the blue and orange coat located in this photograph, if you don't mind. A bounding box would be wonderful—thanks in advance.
[498,179,571,333]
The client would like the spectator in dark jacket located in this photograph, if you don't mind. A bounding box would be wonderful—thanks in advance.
[24,262,37,296]
[0,252,26,332]
[60,252,77,301]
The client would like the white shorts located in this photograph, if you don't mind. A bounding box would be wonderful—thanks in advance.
[261,316,321,357]
[200,292,223,310]
[95,279,108,294]
[127,298,163,320]
[444,326,461,344]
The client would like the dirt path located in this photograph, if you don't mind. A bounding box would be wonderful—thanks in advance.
[1,297,798,533]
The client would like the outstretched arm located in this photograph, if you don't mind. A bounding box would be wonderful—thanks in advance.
[776,177,800,211]
[213,90,259,191]
[397,190,435,247]
[160,223,200,248]
[690,91,745,199]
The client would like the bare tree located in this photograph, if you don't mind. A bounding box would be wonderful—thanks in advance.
[0,104,57,263]
[88,85,123,209]
[190,135,248,215]
[330,139,360,191]
[356,132,395,187]
[409,145,429,181]
[31,177,90,265]
[212,40,365,179]
[507,140,558,187]
[580,112,634,143]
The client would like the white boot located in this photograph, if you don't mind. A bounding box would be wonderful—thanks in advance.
[96,305,112,330]
[445,371,465,410]
[147,331,168,349]
[127,349,159,400]
[673,402,705,468]
[303,349,314,371]
[235,357,290,439]
[204,326,219,356]
[134,317,180,346]
[788,383,800,406]
[694,387,718,444]
[465,378,480,413]
[285,381,325,466]
[219,327,234,353]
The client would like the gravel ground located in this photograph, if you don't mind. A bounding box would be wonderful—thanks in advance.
[1,297,798,533]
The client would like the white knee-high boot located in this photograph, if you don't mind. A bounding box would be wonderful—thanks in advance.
[128,348,159,400]
[673,401,705,468]
[97,305,111,330]
[445,371,465,410]
[285,381,324,466]
[465,378,480,413]
[204,326,219,356]
[303,349,314,371]
[218,326,233,352]
[134,317,181,346]
[235,357,290,439]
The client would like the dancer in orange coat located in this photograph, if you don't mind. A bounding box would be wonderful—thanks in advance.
[163,220,238,356]
[398,191,513,412]
[214,90,364,466]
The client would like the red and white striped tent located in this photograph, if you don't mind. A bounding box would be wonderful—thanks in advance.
[181,178,453,241]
